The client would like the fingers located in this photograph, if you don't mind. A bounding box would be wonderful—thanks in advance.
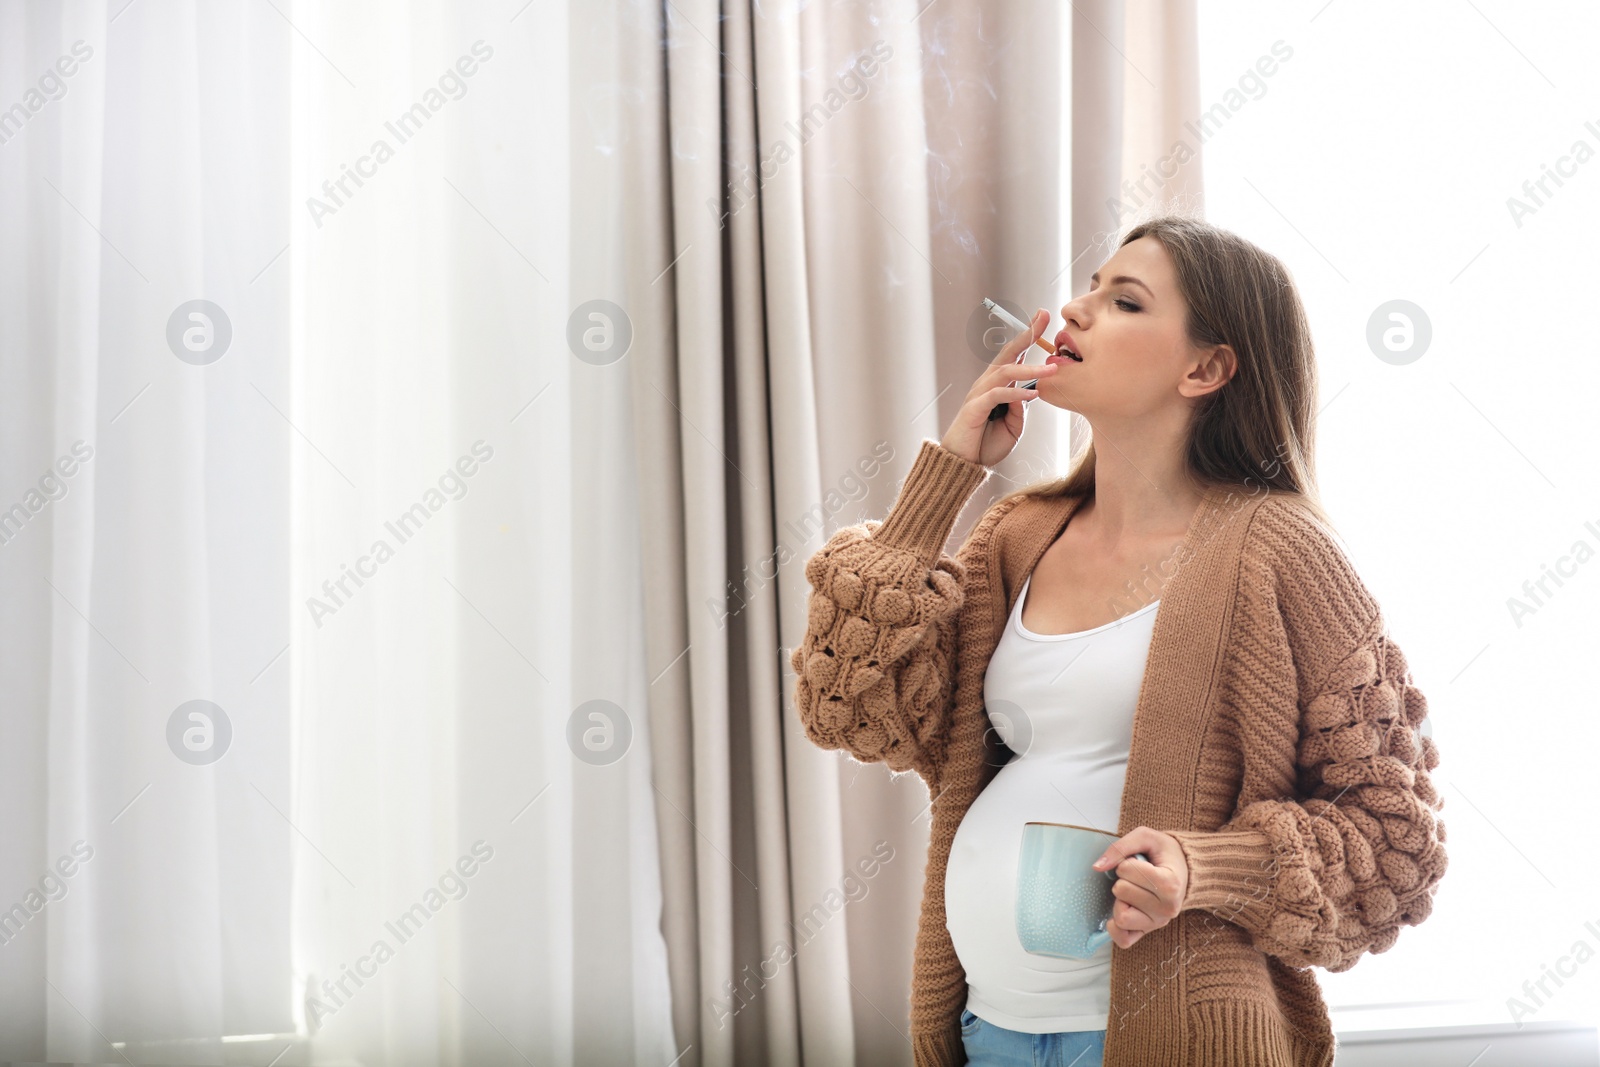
[1107,867,1180,947]
[984,384,1039,414]
[1105,914,1145,949]
[1107,840,1181,944]
[1092,833,1134,871]
[989,307,1048,366]
[1111,875,1174,920]
[970,366,1053,417]
[999,362,1055,379]
[1111,852,1158,886]
[1111,872,1159,906]
[1113,855,1180,911]
[1111,902,1155,934]
[1093,825,1166,870]
[1109,894,1169,944]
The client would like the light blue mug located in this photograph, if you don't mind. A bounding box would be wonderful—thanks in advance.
[1015,821,1150,959]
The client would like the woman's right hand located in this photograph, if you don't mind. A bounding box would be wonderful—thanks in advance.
[939,308,1057,468]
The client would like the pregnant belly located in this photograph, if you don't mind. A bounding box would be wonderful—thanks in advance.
[944,759,1118,1000]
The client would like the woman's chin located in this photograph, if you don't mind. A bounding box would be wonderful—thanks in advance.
[1034,384,1081,415]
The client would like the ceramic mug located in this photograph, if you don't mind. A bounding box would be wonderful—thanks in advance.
[1015,821,1151,958]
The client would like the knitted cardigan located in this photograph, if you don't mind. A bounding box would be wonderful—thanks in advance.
[791,439,1448,1067]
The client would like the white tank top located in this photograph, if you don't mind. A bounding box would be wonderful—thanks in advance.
[943,571,1160,1033]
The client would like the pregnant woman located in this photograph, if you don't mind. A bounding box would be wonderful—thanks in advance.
[791,216,1448,1067]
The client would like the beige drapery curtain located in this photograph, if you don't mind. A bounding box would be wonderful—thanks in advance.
[572,2,1202,1064]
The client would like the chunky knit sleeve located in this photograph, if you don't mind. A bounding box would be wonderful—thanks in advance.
[790,439,991,783]
[1167,498,1448,973]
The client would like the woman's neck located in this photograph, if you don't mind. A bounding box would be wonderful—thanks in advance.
[1082,420,1206,543]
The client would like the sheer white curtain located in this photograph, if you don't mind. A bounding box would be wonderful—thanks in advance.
[2,1,1213,1064]
[0,0,294,1055]
[286,1,671,1062]
[0,1,675,1063]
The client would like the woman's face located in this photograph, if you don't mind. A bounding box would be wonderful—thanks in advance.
[1039,236,1229,421]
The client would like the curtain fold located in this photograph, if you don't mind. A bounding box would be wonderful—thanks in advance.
[285,2,677,1064]
[2,1,680,1063]
[613,1,1199,1065]
[0,0,297,1057]
[0,0,1198,1062]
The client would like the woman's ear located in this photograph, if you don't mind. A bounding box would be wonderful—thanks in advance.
[1181,343,1237,399]
[1212,344,1239,386]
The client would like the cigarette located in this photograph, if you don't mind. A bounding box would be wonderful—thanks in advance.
[981,298,1056,359]
[980,298,1053,421]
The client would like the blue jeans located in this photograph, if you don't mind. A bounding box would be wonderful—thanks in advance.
[959,1007,1105,1067]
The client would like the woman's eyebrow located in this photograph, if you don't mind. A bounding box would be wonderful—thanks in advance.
[1089,272,1154,298]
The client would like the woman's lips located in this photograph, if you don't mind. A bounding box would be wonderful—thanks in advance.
[1045,352,1080,365]
[1052,329,1082,360]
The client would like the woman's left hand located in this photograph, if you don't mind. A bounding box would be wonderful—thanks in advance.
[1091,826,1190,949]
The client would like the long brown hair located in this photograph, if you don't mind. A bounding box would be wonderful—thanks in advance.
[995,214,1333,531]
